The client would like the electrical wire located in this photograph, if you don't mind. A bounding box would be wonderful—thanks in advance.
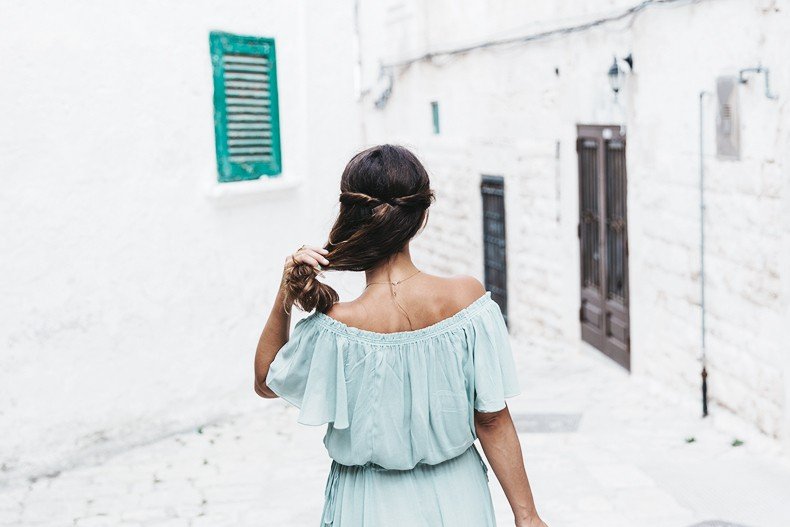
[382,0,705,70]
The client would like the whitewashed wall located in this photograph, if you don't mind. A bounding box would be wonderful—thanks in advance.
[355,0,790,448]
[0,0,360,483]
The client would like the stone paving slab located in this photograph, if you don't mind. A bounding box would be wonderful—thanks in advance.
[2,341,790,526]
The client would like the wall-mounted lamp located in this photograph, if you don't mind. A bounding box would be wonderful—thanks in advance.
[608,54,633,99]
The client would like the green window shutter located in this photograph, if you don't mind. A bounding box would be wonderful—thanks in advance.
[210,31,282,182]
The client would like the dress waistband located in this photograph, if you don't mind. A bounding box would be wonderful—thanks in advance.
[320,444,489,525]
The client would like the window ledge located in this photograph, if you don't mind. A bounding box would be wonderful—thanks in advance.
[205,175,301,205]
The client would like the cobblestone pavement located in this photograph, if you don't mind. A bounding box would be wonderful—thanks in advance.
[2,342,790,527]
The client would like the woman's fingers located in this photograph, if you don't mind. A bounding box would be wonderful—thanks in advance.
[300,247,330,266]
[284,245,330,272]
[303,245,330,260]
[295,252,321,269]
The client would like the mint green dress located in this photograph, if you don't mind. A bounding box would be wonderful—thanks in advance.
[265,291,521,526]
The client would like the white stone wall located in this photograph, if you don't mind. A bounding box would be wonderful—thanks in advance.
[0,0,361,483]
[356,0,790,446]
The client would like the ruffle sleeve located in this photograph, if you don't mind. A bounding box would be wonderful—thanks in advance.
[264,314,350,429]
[468,299,522,412]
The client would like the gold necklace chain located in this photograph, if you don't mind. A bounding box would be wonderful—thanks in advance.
[364,269,421,289]
[363,269,421,330]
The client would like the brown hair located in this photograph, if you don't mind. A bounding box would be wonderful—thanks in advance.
[284,144,435,313]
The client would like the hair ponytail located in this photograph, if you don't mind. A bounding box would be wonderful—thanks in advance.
[283,260,338,313]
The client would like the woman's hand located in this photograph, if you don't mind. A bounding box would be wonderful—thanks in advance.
[515,517,548,527]
[283,245,330,276]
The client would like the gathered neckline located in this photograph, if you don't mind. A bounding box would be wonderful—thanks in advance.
[313,291,493,344]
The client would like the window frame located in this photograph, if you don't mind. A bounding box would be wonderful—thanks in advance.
[209,31,282,183]
[430,101,440,134]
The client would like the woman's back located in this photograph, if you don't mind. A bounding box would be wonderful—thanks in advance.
[265,275,521,470]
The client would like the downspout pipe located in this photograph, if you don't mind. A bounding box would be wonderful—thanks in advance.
[699,90,711,418]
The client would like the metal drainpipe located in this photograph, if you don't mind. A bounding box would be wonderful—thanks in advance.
[699,90,711,418]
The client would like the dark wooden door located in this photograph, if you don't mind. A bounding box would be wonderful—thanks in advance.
[577,125,630,369]
[481,175,508,325]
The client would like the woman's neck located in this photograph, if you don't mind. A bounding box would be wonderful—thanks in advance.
[365,247,420,285]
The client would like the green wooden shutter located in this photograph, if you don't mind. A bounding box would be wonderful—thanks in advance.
[210,31,282,182]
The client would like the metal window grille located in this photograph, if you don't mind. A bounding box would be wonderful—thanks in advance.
[481,175,508,325]
[605,139,628,302]
[579,139,600,289]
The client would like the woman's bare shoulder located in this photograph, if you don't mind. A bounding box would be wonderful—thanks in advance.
[449,274,486,308]
[422,273,486,312]
[324,300,364,326]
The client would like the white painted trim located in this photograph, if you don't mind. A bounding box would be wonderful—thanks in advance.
[205,174,301,205]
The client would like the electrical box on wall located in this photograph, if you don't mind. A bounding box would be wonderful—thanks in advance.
[716,76,740,160]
